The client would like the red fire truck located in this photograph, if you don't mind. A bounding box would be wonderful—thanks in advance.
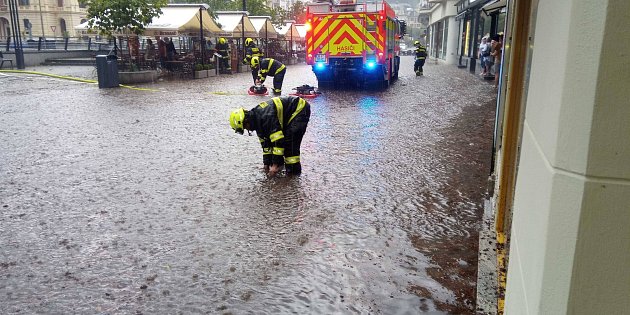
[305,0,406,88]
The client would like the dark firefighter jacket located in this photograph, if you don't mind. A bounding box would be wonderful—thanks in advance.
[248,96,309,166]
[415,46,427,60]
[215,42,230,57]
[244,44,263,64]
[257,58,286,83]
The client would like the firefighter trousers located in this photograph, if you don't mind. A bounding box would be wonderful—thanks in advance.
[414,59,425,74]
[271,68,286,93]
[282,104,310,174]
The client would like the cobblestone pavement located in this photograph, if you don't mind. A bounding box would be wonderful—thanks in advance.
[0,57,497,314]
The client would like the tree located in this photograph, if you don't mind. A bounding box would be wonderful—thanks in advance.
[78,0,167,36]
[285,1,306,24]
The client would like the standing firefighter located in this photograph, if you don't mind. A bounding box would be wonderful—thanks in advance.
[229,96,311,176]
[243,38,264,84]
[414,41,427,76]
[215,37,231,73]
[251,56,286,95]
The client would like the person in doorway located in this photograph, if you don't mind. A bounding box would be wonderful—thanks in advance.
[491,33,504,87]
[215,37,232,73]
[251,56,286,95]
[243,38,264,84]
[229,96,311,176]
[413,40,427,76]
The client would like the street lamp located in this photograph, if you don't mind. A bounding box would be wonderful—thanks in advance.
[8,0,25,69]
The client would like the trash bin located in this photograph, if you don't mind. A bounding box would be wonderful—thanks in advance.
[95,55,120,88]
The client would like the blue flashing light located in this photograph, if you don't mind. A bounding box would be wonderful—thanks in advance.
[365,61,376,69]
[315,62,326,70]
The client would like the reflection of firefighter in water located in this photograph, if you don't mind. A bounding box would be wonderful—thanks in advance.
[215,37,232,73]
[251,56,286,95]
[243,38,264,84]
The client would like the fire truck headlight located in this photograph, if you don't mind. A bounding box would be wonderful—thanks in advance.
[365,61,376,70]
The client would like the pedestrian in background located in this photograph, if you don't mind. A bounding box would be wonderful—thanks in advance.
[478,37,490,76]
[145,38,156,61]
[157,36,166,69]
[491,33,504,87]
[229,96,311,177]
[165,37,177,61]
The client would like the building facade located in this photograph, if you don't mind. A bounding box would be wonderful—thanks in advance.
[0,0,87,41]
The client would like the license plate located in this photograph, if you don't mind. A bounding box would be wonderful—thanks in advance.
[315,54,326,62]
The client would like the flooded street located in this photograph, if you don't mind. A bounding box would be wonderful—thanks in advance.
[0,56,497,314]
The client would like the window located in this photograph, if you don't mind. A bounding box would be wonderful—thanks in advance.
[58,0,63,6]
[18,0,30,5]
[79,2,86,8]
[60,18,67,33]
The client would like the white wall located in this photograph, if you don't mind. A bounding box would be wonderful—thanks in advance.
[504,0,630,314]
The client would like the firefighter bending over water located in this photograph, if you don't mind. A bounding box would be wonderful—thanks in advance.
[251,56,286,95]
[414,40,427,76]
[243,38,264,84]
[229,96,311,177]
[215,37,231,73]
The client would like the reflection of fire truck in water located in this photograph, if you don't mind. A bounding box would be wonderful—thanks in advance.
[305,0,406,88]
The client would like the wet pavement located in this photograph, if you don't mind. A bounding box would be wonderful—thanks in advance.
[0,57,497,314]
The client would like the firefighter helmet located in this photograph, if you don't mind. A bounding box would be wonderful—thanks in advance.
[251,56,260,69]
[245,38,254,46]
[219,37,227,45]
[229,108,246,134]
[414,40,420,46]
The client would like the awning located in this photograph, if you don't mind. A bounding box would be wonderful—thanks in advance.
[249,16,278,39]
[144,4,221,37]
[482,0,507,15]
[215,11,258,38]
[276,22,301,41]
[295,24,307,40]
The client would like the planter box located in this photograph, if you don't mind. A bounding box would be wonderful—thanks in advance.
[207,69,217,77]
[194,70,208,79]
[118,70,157,84]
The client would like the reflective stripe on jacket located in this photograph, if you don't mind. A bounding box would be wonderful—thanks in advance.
[244,45,264,64]
[415,46,427,60]
[249,96,309,165]
[258,58,286,83]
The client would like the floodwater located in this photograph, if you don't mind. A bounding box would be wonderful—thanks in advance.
[0,56,497,314]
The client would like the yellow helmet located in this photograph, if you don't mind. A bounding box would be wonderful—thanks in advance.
[245,38,254,46]
[251,56,260,69]
[229,108,246,134]
[219,37,227,45]
[414,40,420,46]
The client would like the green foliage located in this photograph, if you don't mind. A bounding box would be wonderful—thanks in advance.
[78,0,167,36]
[195,64,204,71]
[285,1,306,24]
[203,64,211,70]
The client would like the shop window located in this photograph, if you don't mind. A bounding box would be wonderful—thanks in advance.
[60,18,67,34]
